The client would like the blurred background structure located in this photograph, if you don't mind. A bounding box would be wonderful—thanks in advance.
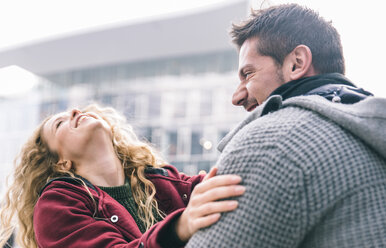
[0,0,251,192]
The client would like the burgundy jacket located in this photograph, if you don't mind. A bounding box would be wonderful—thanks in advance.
[33,165,204,248]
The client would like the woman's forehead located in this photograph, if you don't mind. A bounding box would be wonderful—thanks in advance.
[47,112,64,124]
[52,111,68,120]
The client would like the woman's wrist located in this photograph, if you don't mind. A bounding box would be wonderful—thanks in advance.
[174,212,190,242]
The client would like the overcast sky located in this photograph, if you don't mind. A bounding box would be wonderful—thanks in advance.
[0,0,385,96]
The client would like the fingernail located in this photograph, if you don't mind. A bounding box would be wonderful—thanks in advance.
[235,185,246,193]
[231,175,242,182]
[228,201,238,207]
[213,213,221,219]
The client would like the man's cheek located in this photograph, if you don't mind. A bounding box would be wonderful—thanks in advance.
[246,82,259,100]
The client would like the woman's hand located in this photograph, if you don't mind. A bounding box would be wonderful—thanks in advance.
[175,167,245,242]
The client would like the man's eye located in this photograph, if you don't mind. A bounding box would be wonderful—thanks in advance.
[56,121,63,129]
[245,73,252,80]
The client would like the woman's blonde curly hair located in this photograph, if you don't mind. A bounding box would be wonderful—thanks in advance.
[0,104,166,248]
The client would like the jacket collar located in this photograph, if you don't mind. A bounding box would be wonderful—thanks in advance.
[39,175,97,196]
[218,94,386,162]
[38,167,169,196]
[269,73,356,101]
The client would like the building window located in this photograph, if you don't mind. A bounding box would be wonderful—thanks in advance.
[136,127,152,143]
[174,93,187,118]
[39,99,68,120]
[101,93,114,106]
[122,94,136,120]
[135,94,148,120]
[191,130,203,155]
[150,128,162,149]
[167,131,178,156]
[200,90,212,116]
[148,94,161,119]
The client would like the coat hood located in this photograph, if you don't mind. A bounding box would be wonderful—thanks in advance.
[218,95,386,160]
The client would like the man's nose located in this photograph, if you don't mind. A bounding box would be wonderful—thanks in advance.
[70,108,81,120]
[232,84,248,106]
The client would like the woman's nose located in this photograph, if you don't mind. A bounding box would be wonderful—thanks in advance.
[70,108,81,119]
[232,84,248,106]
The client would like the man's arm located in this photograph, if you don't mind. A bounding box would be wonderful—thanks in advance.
[186,144,308,248]
[186,123,309,248]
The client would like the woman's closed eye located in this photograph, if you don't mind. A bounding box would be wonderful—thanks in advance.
[56,121,63,129]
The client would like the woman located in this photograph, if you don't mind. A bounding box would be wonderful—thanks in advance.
[0,104,244,248]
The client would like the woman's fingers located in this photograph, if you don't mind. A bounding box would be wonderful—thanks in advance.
[191,200,239,230]
[190,184,245,206]
[191,213,221,231]
[191,173,244,208]
[194,174,242,194]
[203,166,217,181]
[192,200,238,217]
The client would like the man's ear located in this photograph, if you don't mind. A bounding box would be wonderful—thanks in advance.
[284,45,316,81]
[57,160,73,172]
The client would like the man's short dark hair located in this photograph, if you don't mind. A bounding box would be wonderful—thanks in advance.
[230,4,345,74]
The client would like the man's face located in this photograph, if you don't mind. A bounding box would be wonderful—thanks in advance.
[232,37,286,111]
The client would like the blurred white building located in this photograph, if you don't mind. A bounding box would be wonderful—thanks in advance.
[0,67,41,192]
[0,0,252,182]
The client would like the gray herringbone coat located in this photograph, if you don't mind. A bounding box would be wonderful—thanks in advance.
[187,95,386,248]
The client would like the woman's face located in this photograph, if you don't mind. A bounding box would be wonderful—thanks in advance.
[42,109,112,161]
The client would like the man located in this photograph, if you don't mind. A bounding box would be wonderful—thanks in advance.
[186,4,386,248]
